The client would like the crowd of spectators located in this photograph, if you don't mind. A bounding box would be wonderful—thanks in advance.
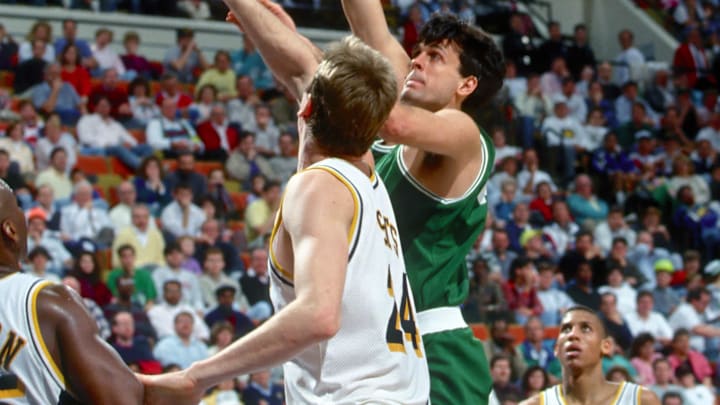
[0,0,720,404]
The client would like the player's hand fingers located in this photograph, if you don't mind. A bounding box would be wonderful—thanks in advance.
[257,0,297,31]
[226,11,245,32]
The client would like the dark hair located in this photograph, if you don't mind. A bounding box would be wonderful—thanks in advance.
[116,244,136,257]
[195,84,218,102]
[263,180,281,193]
[606,366,633,382]
[521,366,549,394]
[574,23,587,32]
[204,247,224,262]
[60,43,81,66]
[674,363,694,380]
[164,242,182,256]
[416,14,504,113]
[563,305,608,337]
[137,155,165,180]
[672,328,690,342]
[209,321,235,345]
[163,279,182,291]
[129,77,150,97]
[71,251,102,284]
[509,256,531,282]
[28,246,51,261]
[0,149,8,159]
[611,237,628,247]
[637,290,653,301]
[629,333,655,358]
[174,182,193,192]
[50,146,67,160]
[490,353,511,369]
[575,230,593,242]
[687,287,709,303]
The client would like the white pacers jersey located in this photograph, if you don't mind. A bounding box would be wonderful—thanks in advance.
[268,158,430,404]
[0,273,67,404]
[541,381,642,405]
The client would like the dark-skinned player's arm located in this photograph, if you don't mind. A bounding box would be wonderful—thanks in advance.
[225,0,319,102]
[341,0,481,158]
[137,170,353,405]
[38,284,143,405]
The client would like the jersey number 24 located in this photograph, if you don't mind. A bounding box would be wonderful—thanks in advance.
[385,268,422,358]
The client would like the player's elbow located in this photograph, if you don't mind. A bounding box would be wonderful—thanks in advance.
[381,110,409,144]
[309,307,341,340]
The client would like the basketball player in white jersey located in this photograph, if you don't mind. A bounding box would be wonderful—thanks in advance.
[521,306,659,405]
[0,180,142,404]
[137,0,429,403]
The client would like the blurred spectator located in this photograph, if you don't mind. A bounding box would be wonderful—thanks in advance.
[0,24,17,71]
[493,179,517,225]
[244,180,280,244]
[567,23,596,80]
[268,132,298,184]
[522,228,556,265]
[521,366,551,399]
[675,363,715,404]
[204,285,253,338]
[18,101,43,145]
[226,131,275,188]
[667,155,711,204]
[88,68,132,121]
[627,232,673,290]
[199,248,244,311]
[566,260,601,310]
[112,204,166,269]
[502,257,543,324]
[536,263,574,326]
[567,174,609,227]
[486,229,517,281]
[616,85,659,137]
[0,149,30,207]
[109,311,161,374]
[517,150,556,199]
[70,251,113,307]
[60,180,114,250]
[178,236,202,275]
[19,20,54,63]
[537,21,568,73]
[645,69,675,114]
[673,0,704,28]
[165,152,207,200]
[240,248,272,309]
[243,370,284,405]
[178,0,211,19]
[231,37,272,90]
[152,243,203,311]
[513,74,552,149]
[103,275,157,340]
[53,19,92,64]
[152,311,209,369]
[26,246,61,283]
[640,207,673,251]
[31,63,83,125]
[163,28,208,84]
[62,276,111,339]
[588,80,619,128]
[615,29,646,85]
[133,156,172,213]
[196,51,236,101]
[128,78,160,127]
[669,288,720,355]
[401,4,424,56]
[673,185,720,259]
[502,13,535,76]
[190,84,217,124]
[207,322,234,356]
[696,111,720,152]
[463,258,508,323]
[625,291,673,345]
[160,182,206,239]
[594,206,637,254]
[78,96,152,170]
[492,128,522,168]
[691,134,719,175]
[517,316,561,379]
[0,121,34,177]
[197,103,239,161]
[195,218,241,273]
[204,169,235,220]
[668,328,713,385]
[489,354,524,403]
[599,292,634,352]
[121,32,156,80]
[630,333,662,386]
[267,82,297,129]
[203,379,243,405]
[506,203,532,254]
[583,108,609,152]
[89,28,126,77]
[673,27,713,90]
[650,358,684,402]
[14,39,48,94]
[108,182,137,230]
[540,57,569,97]
[107,244,157,308]
[653,261,682,317]
[59,43,91,108]
[156,73,193,113]
[147,98,203,158]
[598,267,637,315]
[147,280,208,341]
[560,78,587,124]
[227,75,259,128]
[246,104,280,157]
[26,208,71,274]
[604,237,645,288]
[484,319,527,381]
[674,88,701,140]
[543,200,579,258]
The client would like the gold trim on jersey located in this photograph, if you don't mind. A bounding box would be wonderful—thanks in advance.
[636,384,642,405]
[305,166,360,244]
[30,281,65,387]
[539,393,544,405]
[556,381,627,405]
[610,381,626,405]
[268,195,293,283]
[0,378,25,399]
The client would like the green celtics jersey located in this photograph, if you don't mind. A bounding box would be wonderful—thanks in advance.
[372,133,494,312]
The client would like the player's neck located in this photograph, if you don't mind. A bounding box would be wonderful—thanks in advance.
[0,263,20,279]
[562,366,614,404]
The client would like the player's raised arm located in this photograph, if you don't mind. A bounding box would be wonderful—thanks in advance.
[223,0,319,100]
[139,171,353,404]
[38,284,143,405]
[341,0,411,88]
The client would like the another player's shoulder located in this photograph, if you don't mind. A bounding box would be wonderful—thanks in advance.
[518,394,542,405]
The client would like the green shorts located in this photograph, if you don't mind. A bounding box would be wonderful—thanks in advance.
[423,327,491,405]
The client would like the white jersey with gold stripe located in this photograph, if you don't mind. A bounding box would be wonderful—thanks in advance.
[268,157,430,404]
[541,381,642,405]
[0,273,65,404]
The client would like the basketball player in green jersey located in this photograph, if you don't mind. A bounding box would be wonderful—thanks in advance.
[342,2,504,404]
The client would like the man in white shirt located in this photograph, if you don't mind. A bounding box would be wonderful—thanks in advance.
[625,291,673,346]
[147,280,209,342]
[542,201,580,257]
[593,206,637,255]
[90,28,126,77]
[516,149,556,198]
[668,287,720,354]
[614,29,646,85]
[146,98,203,158]
[227,75,258,129]
[160,183,206,239]
[696,111,720,152]
[108,181,137,231]
[561,78,587,123]
[60,181,113,248]
[536,264,574,326]
[541,95,587,183]
[152,243,205,312]
[77,96,153,170]
[246,104,280,157]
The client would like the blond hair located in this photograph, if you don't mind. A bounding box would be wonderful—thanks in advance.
[306,36,397,157]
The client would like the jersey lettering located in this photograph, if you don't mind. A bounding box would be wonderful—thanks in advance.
[385,268,422,358]
[0,327,25,370]
[376,210,399,256]
[0,324,27,399]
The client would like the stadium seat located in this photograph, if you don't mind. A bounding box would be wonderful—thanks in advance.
[128,129,146,144]
[76,155,110,175]
[544,326,560,340]
[229,192,249,212]
[507,324,525,345]
[110,157,134,178]
[0,71,14,89]
[97,174,124,206]
[162,159,177,172]
[194,161,223,176]
[471,324,488,341]
[226,220,245,232]
[224,179,241,193]
[240,251,251,270]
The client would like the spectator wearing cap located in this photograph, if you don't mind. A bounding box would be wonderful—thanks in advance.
[111,204,165,269]
[163,28,209,84]
[521,228,555,266]
[108,311,161,374]
[653,259,682,317]
[669,288,720,356]
[152,243,204,312]
[26,246,61,284]
[204,285,254,338]
[593,206,637,255]
[541,94,587,183]
[77,96,153,170]
[107,244,157,308]
[89,28,126,78]
[103,275,157,341]
[153,311,209,369]
[630,130,663,175]
[26,207,71,275]
[146,98,203,159]
[30,63,83,126]
[147,280,209,341]
[614,29,645,85]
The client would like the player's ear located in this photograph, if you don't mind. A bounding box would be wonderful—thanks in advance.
[457,75,478,98]
[600,336,613,357]
[1,219,18,244]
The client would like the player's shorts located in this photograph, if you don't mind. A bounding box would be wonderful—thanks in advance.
[424,327,491,405]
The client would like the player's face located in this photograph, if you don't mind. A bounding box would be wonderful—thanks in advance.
[402,40,471,112]
[555,310,611,370]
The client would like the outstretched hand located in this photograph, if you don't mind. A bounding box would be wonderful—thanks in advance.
[136,371,203,405]
[226,0,297,33]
